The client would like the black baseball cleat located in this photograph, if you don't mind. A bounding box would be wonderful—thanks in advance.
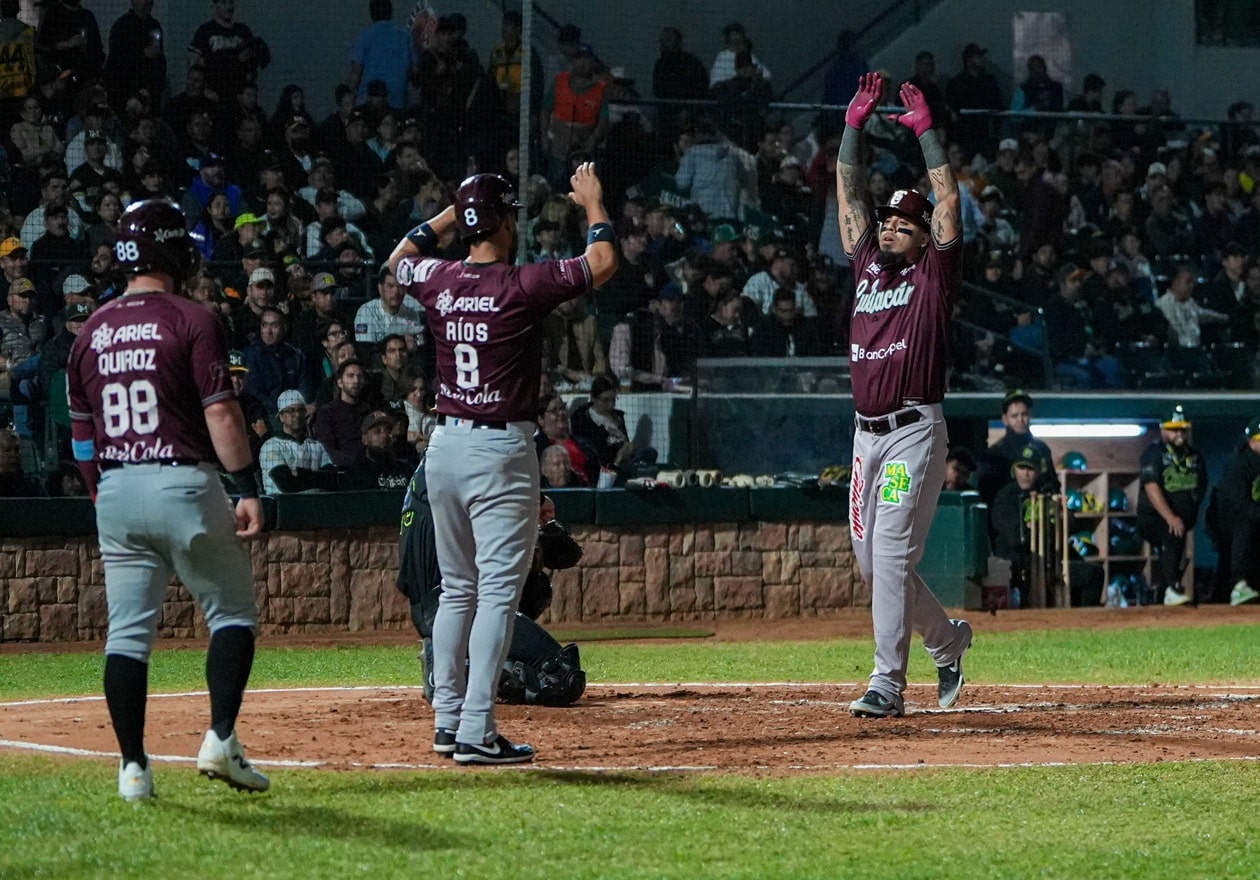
[848,690,904,718]
[938,618,973,709]
[433,728,456,757]
[453,734,535,765]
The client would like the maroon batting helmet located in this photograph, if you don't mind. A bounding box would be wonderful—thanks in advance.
[453,173,521,240]
[874,189,933,231]
[114,198,202,279]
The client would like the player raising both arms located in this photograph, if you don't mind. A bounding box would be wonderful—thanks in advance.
[835,72,973,718]
[386,163,617,763]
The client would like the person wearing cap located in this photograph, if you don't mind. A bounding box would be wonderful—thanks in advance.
[944,42,1003,161]
[227,349,270,457]
[989,447,1048,608]
[1204,417,1260,606]
[742,246,818,317]
[229,265,277,348]
[68,131,123,216]
[1137,405,1208,606]
[711,48,773,150]
[257,389,333,494]
[291,271,348,364]
[180,151,242,226]
[63,103,121,175]
[344,409,414,490]
[0,237,30,301]
[310,357,370,468]
[37,300,91,410]
[608,280,703,391]
[298,157,367,222]
[305,188,374,261]
[976,390,1056,507]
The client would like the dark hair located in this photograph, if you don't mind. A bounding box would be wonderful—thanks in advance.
[320,216,347,238]
[589,375,617,400]
[378,333,406,354]
[335,357,364,380]
[1083,73,1105,93]
[369,0,392,22]
[537,393,564,419]
[946,446,976,472]
[315,187,339,206]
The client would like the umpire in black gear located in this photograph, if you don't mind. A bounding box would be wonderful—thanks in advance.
[396,455,587,706]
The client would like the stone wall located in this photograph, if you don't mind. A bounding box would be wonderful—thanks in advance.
[0,522,864,642]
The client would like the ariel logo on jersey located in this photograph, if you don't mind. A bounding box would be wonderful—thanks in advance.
[89,321,164,353]
[853,276,916,315]
[435,288,501,317]
[850,456,866,542]
[881,461,913,504]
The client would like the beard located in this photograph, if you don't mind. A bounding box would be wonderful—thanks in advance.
[875,244,906,269]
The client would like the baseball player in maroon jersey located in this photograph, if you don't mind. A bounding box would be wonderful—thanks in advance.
[66,199,270,801]
[836,72,973,718]
[386,163,617,763]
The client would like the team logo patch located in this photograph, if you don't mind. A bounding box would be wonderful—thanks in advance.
[90,322,113,353]
[435,289,455,316]
[881,461,913,504]
[850,456,866,542]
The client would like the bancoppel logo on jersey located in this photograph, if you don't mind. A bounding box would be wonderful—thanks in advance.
[89,322,164,353]
[435,288,501,317]
[853,277,916,314]
[850,339,907,361]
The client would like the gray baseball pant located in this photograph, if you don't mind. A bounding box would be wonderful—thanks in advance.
[849,404,968,710]
[426,419,540,745]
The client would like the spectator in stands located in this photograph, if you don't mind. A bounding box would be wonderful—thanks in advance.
[708,22,769,88]
[210,210,262,265]
[190,191,234,260]
[179,152,239,228]
[1015,154,1068,259]
[347,0,413,111]
[416,13,482,180]
[0,237,29,302]
[978,389,1057,507]
[674,119,755,225]
[488,11,537,131]
[225,350,269,465]
[1010,55,1063,140]
[711,49,772,152]
[541,46,609,189]
[609,283,703,391]
[258,389,333,494]
[368,333,421,409]
[104,0,166,110]
[260,186,304,256]
[1143,183,1197,261]
[68,133,122,217]
[313,336,357,405]
[0,1,37,115]
[539,444,581,489]
[1045,264,1120,389]
[231,265,276,348]
[1067,73,1106,114]
[164,63,216,134]
[943,447,976,491]
[64,103,122,179]
[344,410,413,490]
[311,357,370,468]
[976,185,1018,253]
[542,23,585,92]
[35,0,103,94]
[535,394,599,486]
[749,287,823,357]
[28,202,86,296]
[821,30,869,112]
[1156,262,1229,348]
[743,246,818,317]
[653,26,709,102]
[0,428,42,497]
[543,294,607,390]
[945,42,1004,160]
[354,266,425,352]
[188,0,271,104]
[243,306,308,414]
[291,274,346,364]
[1200,242,1249,342]
[20,171,82,246]
[333,109,384,200]
[36,300,89,413]
[701,291,751,357]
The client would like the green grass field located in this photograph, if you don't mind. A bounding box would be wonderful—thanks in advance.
[4,622,1260,878]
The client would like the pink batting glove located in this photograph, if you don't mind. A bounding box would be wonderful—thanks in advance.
[844,72,883,130]
[894,82,934,137]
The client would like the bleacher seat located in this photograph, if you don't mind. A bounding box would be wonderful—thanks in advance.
[1167,345,1227,388]
[1117,341,1177,389]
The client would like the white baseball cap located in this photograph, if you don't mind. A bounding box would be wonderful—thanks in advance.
[998,138,1018,153]
[277,389,306,411]
[249,267,276,285]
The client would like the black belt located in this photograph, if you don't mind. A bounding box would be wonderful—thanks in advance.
[100,458,202,471]
[436,414,508,430]
[857,408,923,436]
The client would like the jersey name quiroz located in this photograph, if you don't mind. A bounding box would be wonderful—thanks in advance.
[67,294,235,464]
[848,226,961,415]
[396,255,592,421]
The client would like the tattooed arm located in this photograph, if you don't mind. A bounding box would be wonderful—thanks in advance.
[896,81,961,246]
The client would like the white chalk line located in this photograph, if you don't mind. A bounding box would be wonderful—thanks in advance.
[4,682,1260,773]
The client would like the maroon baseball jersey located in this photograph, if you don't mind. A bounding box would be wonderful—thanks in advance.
[848,226,962,415]
[67,293,235,464]
[395,255,593,421]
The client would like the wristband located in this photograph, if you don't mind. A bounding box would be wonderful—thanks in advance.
[839,125,862,166]
[405,221,437,252]
[918,128,948,170]
[587,221,616,247]
[225,467,260,499]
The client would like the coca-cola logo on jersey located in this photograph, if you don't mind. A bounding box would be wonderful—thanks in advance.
[100,439,176,463]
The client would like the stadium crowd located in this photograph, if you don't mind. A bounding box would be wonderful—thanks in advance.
[1,0,1259,495]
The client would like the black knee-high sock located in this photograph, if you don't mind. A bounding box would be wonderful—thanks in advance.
[104,654,149,768]
[206,626,256,740]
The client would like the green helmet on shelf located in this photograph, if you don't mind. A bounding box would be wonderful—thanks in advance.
[1061,450,1088,471]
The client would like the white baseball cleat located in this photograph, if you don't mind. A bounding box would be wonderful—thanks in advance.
[118,758,154,803]
[196,730,270,792]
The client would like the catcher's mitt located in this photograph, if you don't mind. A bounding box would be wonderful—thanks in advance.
[538,519,583,570]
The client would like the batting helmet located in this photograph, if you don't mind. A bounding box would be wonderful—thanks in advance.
[1069,532,1099,559]
[1061,450,1088,471]
[874,189,933,230]
[114,198,201,280]
[1108,487,1129,511]
[453,173,520,240]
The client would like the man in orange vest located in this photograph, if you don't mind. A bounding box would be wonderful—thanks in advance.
[541,48,609,188]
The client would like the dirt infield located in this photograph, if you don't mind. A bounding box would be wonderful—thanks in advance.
[3,607,1260,773]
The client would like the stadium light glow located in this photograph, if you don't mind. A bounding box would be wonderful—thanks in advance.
[1030,423,1147,439]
